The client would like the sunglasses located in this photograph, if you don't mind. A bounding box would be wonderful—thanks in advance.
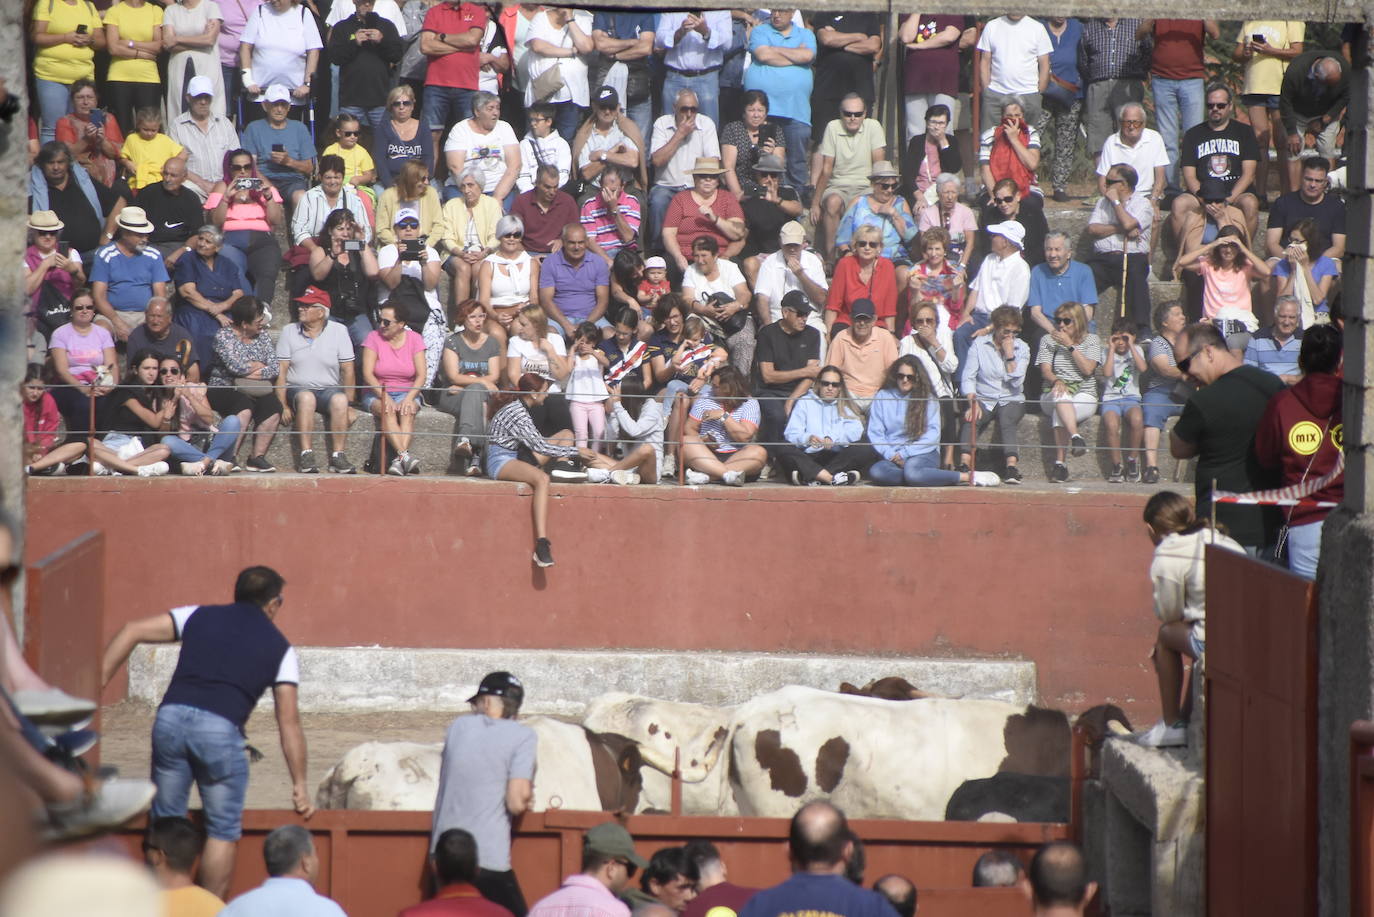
[1207,102,1229,109]
[377,318,397,327]
[842,110,865,118]
[396,219,420,229]
[34,229,59,236]
[994,195,1016,204]
[913,317,937,325]
[392,99,414,107]
[340,130,359,137]
[1120,119,1144,127]
[896,372,917,381]
[159,366,181,376]
[502,232,524,239]
[231,163,253,172]
[1054,317,1074,325]
[73,304,95,312]
[875,181,898,190]
[1176,348,1201,374]
[1104,178,1124,185]
[852,314,874,323]
[678,106,698,114]
[818,379,842,387]
[854,240,880,249]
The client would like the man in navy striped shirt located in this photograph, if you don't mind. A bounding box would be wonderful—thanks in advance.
[1243,296,1303,385]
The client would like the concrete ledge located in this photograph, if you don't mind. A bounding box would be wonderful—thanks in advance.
[127,646,1039,715]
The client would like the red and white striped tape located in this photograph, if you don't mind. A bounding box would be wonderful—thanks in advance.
[1212,452,1344,508]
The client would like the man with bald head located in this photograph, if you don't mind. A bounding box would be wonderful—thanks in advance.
[739,802,898,917]
[872,875,915,917]
[1027,841,1096,915]
[126,297,200,381]
[1279,51,1348,171]
[135,158,204,263]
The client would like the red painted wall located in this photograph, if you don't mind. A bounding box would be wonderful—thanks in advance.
[26,479,1161,719]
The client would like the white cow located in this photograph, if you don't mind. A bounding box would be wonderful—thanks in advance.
[316,716,606,811]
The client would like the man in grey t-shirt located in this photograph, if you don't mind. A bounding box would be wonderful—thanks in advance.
[432,671,537,916]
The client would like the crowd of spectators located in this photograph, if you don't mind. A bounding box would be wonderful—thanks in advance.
[21,8,1354,507]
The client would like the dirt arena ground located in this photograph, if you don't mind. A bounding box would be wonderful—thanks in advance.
[99,703,456,810]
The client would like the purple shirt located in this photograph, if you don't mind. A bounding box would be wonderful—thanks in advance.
[539,249,610,324]
[218,0,264,67]
[528,875,629,917]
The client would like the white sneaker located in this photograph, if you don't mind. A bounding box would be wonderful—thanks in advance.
[1136,720,1187,748]
[586,467,611,484]
[662,454,676,476]
[93,462,112,476]
[136,462,170,477]
[721,470,745,486]
[830,471,858,486]
[42,777,156,841]
[211,460,234,476]
[971,471,1002,487]
[609,470,640,485]
[684,469,710,485]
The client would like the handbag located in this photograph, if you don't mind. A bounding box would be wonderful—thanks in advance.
[234,376,275,397]
[531,62,563,102]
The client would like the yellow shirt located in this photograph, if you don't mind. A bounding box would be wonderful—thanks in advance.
[438,194,501,258]
[162,884,225,917]
[33,0,104,85]
[105,1,164,84]
[322,142,377,185]
[122,133,185,190]
[1238,21,1305,96]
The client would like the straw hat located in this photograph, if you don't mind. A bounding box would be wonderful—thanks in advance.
[27,211,64,233]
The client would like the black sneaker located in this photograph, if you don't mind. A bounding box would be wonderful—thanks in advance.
[1001,465,1022,485]
[1108,463,1125,483]
[533,537,554,568]
[1125,457,1141,483]
[449,451,471,477]
[790,470,802,486]
[328,451,356,474]
[955,462,971,474]
[1051,462,1070,483]
[548,461,588,482]
[245,455,275,473]
[1052,188,1070,203]
[1069,434,1088,457]
[1143,465,1161,484]
[66,459,89,476]
[298,450,319,474]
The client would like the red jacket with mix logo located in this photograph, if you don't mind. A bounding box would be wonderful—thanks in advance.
[1253,371,1343,526]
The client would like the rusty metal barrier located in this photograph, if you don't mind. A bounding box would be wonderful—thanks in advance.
[1351,721,1374,916]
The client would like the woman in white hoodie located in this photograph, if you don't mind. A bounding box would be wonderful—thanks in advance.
[1140,490,1244,748]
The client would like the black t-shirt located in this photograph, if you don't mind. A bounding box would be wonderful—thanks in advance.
[971,196,1047,275]
[753,320,820,394]
[135,183,204,245]
[106,386,161,436]
[1268,191,1346,248]
[48,178,119,255]
[740,185,800,258]
[127,324,198,374]
[1180,120,1260,194]
[811,13,882,73]
[1172,364,1286,548]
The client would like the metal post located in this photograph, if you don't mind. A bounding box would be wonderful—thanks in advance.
[87,385,96,476]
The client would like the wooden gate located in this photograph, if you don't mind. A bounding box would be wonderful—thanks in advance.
[1205,547,1318,914]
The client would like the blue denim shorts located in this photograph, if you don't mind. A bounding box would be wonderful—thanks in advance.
[1240,93,1280,110]
[1099,396,1142,417]
[1142,387,1184,430]
[1188,627,1205,659]
[485,442,519,478]
[287,386,348,412]
[150,704,249,841]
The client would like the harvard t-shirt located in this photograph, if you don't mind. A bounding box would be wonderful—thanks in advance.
[1180,120,1260,194]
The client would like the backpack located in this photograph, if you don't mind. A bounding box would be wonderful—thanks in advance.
[387,274,432,335]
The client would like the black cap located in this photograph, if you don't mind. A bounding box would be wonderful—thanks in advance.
[1197,177,1228,204]
[469,671,524,705]
[781,290,814,316]
[850,298,876,319]
[594,85,619,108]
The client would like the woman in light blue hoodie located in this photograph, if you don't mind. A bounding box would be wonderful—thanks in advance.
[777,365,876,486]
[867,355,1001,487]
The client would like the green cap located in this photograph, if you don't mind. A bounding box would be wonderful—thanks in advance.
[585,822,647,868]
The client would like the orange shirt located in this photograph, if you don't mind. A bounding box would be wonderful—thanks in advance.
[828,326,899,399]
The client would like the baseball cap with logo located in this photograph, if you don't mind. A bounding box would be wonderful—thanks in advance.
[468,671,524,705]
[294,286,333,311]
[594,85,619,109]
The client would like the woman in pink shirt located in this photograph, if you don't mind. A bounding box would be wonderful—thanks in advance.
[1179,225,1271,350]
[361,303,427,475]
[206,148,284,305]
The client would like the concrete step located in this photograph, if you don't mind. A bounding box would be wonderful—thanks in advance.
[127,646,1040,715]
[255,403,459,475]
[964,410,1192,486]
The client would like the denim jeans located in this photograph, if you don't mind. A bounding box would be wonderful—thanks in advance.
[161,416,243,465]
[952,312,991,373]
[35,78,71,145]
[625,97,653,149]
[774,116,811,192]
[1284,518,1324,580]
[1150,77,1204,188]
[340,104,387,138]
[648,184,687,255]
[550,102,586,144]
[662,70,720,127]
[423,85,477,133]
[331,312,375,349]
[869,450,961,486]
[151,704,250,841]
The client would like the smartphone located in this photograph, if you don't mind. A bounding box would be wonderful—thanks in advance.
[343,240,364,253]
[759,122,779,145]
[400,239,424,260]
[271,143,285,153]
[1252,34,1267,43]
[75,23,88,33]
[89,109,106,129]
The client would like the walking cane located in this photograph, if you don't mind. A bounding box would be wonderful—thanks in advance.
[1120,248,1129,327]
